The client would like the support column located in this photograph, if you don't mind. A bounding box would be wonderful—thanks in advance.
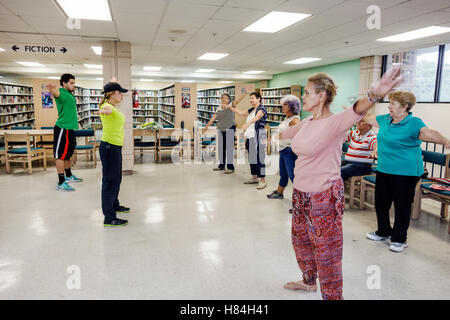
[101,40,134,175]
[359,56,383,114]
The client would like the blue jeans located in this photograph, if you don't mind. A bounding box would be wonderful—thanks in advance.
[340,160,372,181]
[279,147,297,187]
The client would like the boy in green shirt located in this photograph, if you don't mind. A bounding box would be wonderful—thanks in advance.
[46,74,83,192]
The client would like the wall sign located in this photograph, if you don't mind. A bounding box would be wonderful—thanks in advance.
[10,44,68,54]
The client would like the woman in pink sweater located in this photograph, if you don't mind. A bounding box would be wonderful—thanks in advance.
[280,66,402,300]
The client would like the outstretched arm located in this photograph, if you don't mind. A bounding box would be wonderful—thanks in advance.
[46,83,60,98]
[202,113,217,134]
[226,105,249,117]
[232,91,248,106]
[419,127,450,148]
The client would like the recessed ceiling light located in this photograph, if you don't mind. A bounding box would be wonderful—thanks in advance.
[284,57,322,64]
[140,79,154,82]
[377,26,450,42]
[198,53,229,61]
[16,61,45,67]
[195,69,215,73]
[48,76,59,79]
[84,64,103,69]
[243,71,264,74]
[219,81,233,84]
[96,77,103,80]
[144,66,162,71]
[56,0,112,21]
[91,46,102,55]
[243,11,311,33]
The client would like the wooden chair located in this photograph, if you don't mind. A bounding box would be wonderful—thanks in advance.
[158,128,183,163]
[4,132,46,174]
[35,126,54,159]
[0,145,5,165]
[134,130,158,162]
[412,151,450,233]
[72,129,97,168]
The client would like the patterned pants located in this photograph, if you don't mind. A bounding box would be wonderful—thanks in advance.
[291,179,345,300]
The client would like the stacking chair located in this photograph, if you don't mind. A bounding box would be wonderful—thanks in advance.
[72,129,97,168]
[4,132,46,174]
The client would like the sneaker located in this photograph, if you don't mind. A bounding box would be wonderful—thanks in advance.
[65,175,83,183]
[104,218,128,227]
[116,206,130,214]
[267,191,284,199]
[244,178,258,184]
[224,169,234,174]
[56,182,75,192]
[366,231,391,242]
[389,242,408,253]
[213,167,225,171]
[257,182,267,190]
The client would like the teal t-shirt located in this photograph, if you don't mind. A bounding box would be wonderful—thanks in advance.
[376,113,426,177]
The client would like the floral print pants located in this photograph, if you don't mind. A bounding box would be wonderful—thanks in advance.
[291,179,345,300]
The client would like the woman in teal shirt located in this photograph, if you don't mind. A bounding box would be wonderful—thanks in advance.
[366,91,450,252]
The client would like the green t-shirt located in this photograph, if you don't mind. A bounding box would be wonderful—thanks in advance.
[55,88,79,130]
[100,102,125,146]
[376,113,426,177]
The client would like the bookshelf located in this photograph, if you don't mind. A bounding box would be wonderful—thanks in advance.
[260,85,302,124]
[158,83,197,133]
[0,82,35,129]
[133,89,159,126]
[196,83,255,128]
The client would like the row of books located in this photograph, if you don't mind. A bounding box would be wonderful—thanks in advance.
[265,106,283,114]
[198,97,220,105]
[136,90,158,97]
[1,96,33,104]
[159,96,175,105]
[0,84,33,95]
[160,105,175,114]
[198,87,235,98]
[133,110,159,116]
[160,114,175,125]
[159,86,175,97]
[0,105,34,115]
[261,88,291,97]
[198,111,213,121]
[198,106,217,113]
[0,113,34,124]
[138,97,158,103]
[262,98,285,106]
[267,114,286,123]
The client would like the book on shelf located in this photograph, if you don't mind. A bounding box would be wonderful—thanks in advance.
[0,82,34,128]
[0,84,33,95]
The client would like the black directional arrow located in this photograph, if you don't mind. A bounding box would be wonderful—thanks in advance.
[12,45,19,51]
[60,47,67,53]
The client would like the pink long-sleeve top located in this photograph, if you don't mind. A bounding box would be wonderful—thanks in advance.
[282,106,364,193]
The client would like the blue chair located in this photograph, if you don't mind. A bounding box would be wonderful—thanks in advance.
[73,129,97,168]
[4,132,46,174]
[11,126,33,130]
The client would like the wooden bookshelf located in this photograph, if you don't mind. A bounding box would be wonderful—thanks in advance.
[196,83,255,129]
[133,89,159,126]
[260,85,302,124]
[158,83,197,134]
[0,82,35,129]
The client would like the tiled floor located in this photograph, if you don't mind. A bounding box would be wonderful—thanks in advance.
[0,156,449,300]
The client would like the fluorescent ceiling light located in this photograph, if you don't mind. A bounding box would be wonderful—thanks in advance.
[195,69,215,73]
[243,70,264,74]
[96,78,103,80]
[198,53,228,60]
[377,26,450,42]
[139,79,154,82]
[0,48,5,52]
[48,76,59,79]
[91,46,102,55]
[56,0,112,21]
[243,11,311,33]
[181,80,194,83]
[84,64,103,69]
[144,66,162,71]
[219,81,233,84]
[16,61,45,67]
[284,57,322,64]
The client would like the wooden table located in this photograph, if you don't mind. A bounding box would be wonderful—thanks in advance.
[0,129,53,137]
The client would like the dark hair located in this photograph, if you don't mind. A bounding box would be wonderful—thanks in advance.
[60,73,75,86]
[250,92,262,102]
[221,93,231,103]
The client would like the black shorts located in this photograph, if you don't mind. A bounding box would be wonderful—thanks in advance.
[53,126,76,160]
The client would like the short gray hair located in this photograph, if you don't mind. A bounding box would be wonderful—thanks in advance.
[280,94,300,115]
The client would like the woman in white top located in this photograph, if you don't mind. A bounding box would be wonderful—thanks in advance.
[267,95,301,199]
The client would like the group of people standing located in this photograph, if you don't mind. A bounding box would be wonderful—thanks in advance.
[48,65,450,300]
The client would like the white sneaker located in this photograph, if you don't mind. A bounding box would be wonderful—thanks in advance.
[366,232,391,241]
[257,182,267,190]
[389,242,408,253]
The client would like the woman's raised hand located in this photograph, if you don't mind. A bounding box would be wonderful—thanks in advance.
[370,65,403,99]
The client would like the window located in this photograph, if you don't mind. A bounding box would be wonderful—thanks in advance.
[385,46,439,102]
[439,45,450,102]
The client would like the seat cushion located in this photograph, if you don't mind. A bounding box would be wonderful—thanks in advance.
[0,147,5,151]
[74,129,95,137]
[202,140,215,146]
[135,142,156,147]
[421,184,450,196]
[8,147,42,154]
[75,145,94,150]
[160,141,179,147]
[363,176,376,184]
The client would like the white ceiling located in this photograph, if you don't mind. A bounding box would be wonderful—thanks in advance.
[0,0,449,81]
